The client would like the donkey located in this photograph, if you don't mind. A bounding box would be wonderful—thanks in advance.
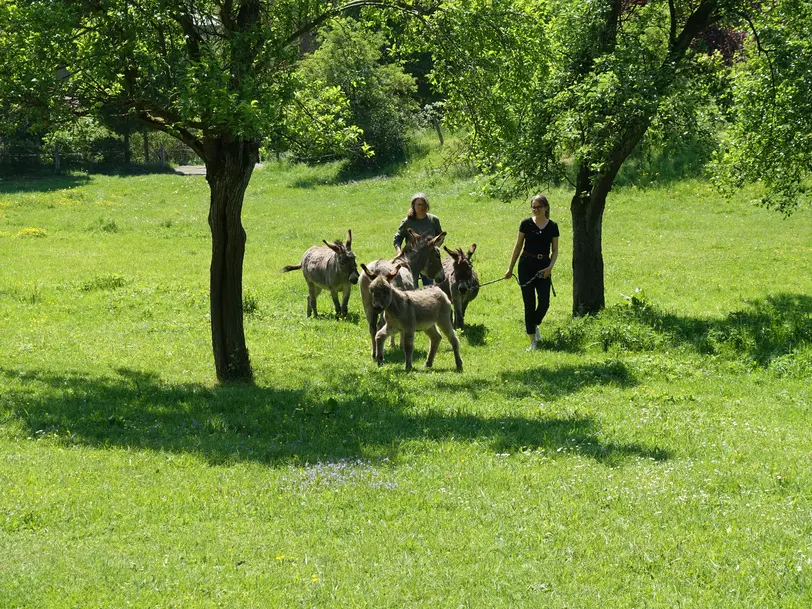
[282,229,359,318]
[437,244,479,329]
[359,229,446,360]
[360,263,463,372]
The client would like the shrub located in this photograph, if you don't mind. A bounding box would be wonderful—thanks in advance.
[293,18,418,169]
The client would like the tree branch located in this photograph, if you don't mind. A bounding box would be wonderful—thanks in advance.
[669,1,719,60]
[280,0,433,49]
[135,111,206,160]
[171,11,203,62]
[668,0,677,47]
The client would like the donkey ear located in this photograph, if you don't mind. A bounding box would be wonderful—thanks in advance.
[385,263,402,280]
[430,231,446,247]
[360,263,376,280]
[467,243,477,259]
[323,240,339,252]
[443,245,457,258]
[346,229,352,249]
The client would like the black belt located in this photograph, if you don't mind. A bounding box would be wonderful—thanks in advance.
[522,252,548,260]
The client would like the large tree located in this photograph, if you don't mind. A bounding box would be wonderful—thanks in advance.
[712,0,812,214]
[0,0,379,382]
[409,0,809,315]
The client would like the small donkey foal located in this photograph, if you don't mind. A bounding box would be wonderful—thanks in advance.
[361,263,463,372]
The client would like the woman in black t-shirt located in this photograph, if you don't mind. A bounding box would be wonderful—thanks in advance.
[504,194,560,350]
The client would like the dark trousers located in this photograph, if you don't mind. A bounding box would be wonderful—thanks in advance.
[518,256,551,335]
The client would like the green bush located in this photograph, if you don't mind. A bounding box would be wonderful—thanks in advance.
[293,18,418,169]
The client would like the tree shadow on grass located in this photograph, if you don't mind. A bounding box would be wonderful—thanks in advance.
[1,361,665,468]
[434,359,636,402]
[611,293,812,367]
[0,173,91,194]
[460,323,487,346]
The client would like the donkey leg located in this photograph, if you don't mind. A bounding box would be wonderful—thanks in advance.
[403,330,415,371]
[438,316,463,372]
[340,286,351,318]
[424,325,442,368]
[361,295,379,360]
[374,325,390,367]
[306,282,319,317]
[456,300,468,329]
[329,288,342,318]
[454,303,464,329]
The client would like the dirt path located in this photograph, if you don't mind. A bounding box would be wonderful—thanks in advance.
[173,165,207,175]
[173,164,263,176]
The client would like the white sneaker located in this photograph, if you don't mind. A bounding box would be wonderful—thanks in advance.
[534,326,542,343]
[526,341,538,352]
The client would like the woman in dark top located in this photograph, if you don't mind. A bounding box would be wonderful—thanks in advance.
[504,194,560,350]
[393,192,443,286]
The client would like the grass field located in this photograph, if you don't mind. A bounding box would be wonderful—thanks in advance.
[1,142,810,608]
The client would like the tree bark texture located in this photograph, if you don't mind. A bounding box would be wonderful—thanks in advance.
[205,136,258,383]
[570,165,606,316]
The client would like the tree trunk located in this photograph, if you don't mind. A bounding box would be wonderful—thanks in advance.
[204,136,258,383]
[570,165,606,316]
[124,129,131,164]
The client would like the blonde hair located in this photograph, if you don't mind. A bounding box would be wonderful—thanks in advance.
[407,192,430,218]
[531,194,550,219]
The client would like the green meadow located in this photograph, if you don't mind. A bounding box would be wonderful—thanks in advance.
[1,142,810,608]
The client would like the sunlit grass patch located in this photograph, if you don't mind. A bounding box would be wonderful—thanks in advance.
[16,227,47,238]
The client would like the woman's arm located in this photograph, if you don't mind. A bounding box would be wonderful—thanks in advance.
[393,218,410,254]
[541,236,559,279]
[504,232,525,279]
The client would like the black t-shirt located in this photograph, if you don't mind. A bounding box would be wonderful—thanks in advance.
[520,218,559,258]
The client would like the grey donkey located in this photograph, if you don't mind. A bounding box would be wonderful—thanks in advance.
[437,244,479,329]
[359,228,446,360]
[360,263,463,373]
[282,229,359,318]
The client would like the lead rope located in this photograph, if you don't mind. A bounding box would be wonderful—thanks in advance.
[473,272,556,297]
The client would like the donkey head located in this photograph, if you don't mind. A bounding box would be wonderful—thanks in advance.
[404,228,446,283]
[323,229,359,284]
[360,263,400,311]
[444,244,477,294]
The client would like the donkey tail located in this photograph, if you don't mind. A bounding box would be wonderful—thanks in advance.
[281,264,302,273]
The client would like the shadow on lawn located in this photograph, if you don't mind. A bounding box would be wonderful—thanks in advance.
[0,165,178,195]
[0,173,91,194]
[2,360,664,468]
[617,293,812,366]
[541,293,812,368]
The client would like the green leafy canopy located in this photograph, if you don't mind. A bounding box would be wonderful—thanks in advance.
[0,0,374,155]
